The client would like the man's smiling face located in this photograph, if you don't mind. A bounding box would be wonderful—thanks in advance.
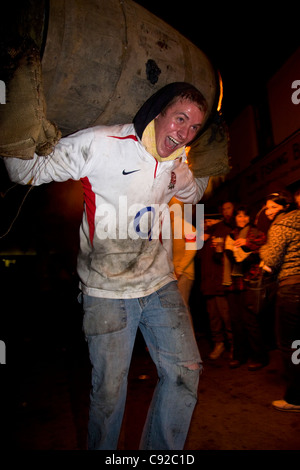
[154,98,205,159]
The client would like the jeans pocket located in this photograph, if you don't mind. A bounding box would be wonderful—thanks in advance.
[157,281,186,308]
[82,296,127,335]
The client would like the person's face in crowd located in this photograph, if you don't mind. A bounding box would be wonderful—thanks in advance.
[265,200,284,220]
[154,98,204,158]
[222,202,234,222]
[236,211,250,228]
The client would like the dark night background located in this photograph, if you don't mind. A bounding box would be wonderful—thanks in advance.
[135,1,299,124]
[0,0,299,451]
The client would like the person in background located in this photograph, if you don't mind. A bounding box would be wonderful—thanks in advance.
[255,189,294,235]
[170,197,197,309]
[264,191,294,223]
[200,201,235,360]
[257,191,295,347]
[252,192,289,350]
[260,192,300,412]
[223,205,268,370]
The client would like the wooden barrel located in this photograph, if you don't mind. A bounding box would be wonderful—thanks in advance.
[40,0,219,135]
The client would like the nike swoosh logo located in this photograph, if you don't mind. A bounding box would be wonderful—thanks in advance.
[122,169,141,175]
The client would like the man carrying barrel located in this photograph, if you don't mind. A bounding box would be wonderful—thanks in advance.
[3,82,209,450]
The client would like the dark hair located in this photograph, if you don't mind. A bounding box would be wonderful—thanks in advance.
[235,204,251,217]
[266,190,293,208]
[161,89,208,115]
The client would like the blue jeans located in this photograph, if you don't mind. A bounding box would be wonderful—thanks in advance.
[82,281,202,450]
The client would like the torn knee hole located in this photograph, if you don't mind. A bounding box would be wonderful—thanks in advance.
[185,362,200,370]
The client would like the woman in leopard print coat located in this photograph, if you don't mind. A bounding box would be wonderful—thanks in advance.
[260,207,300,412]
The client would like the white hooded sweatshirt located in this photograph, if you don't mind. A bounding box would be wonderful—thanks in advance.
[4,82,209,298]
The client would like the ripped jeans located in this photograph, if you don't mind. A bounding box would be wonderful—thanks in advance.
[82,281,202,450]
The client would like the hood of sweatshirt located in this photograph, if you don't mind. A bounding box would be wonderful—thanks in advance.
[133,82,204,141]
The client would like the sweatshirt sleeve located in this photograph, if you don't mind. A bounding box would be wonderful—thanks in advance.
[3,127,95,186]
[174,166,208,204]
